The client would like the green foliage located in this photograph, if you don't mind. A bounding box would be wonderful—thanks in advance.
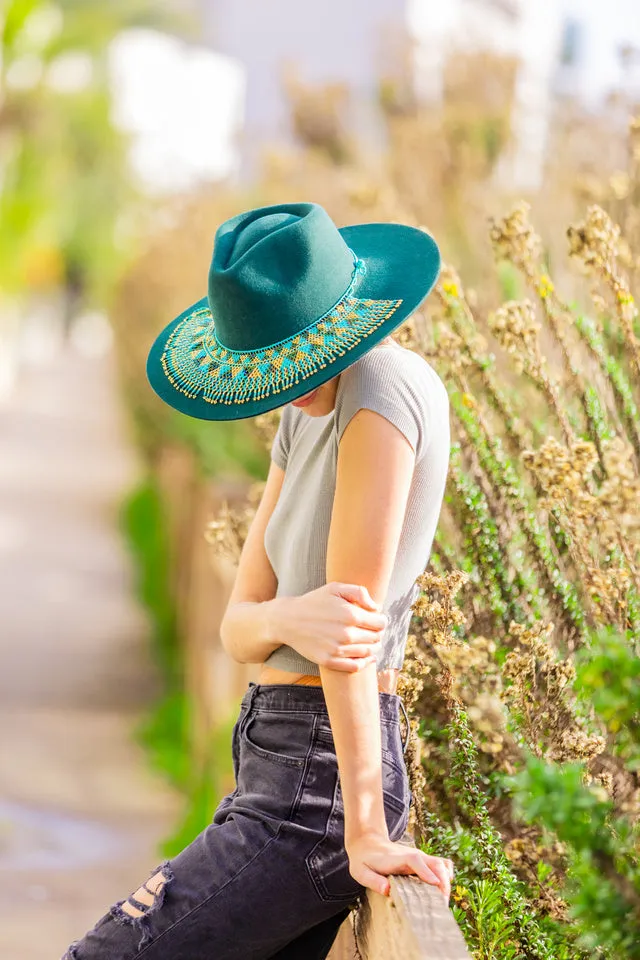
[119,478,179,684]
[573,629,640,770]
[166,409,269,481]
[159,708,238,858]
[0,0,177,302]
[445,703,560,960]
[136,689,191,791]
[505,753,640,959]
[573,312,640,458]
[448,443,512,621]
[460,879,520,960]
[120,473,243,858]
[574,629,640,728]
[496,261,522,302]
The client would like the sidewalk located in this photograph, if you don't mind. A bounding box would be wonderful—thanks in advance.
[0,320,181,960]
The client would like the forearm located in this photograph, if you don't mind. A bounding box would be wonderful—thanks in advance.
[319,661,388,849]
[220,598,285,663]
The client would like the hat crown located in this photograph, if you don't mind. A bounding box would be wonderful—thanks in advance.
[228,211,300,264]
[207,202,356,351]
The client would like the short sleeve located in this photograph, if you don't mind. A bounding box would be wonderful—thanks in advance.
[334,346,430,459]
[270,405,293,470]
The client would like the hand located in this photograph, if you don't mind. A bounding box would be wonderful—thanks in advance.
[346,833,454,904]
[273,582,387,673]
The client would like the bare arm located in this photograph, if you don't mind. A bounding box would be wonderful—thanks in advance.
[219,459,287,664]
[320,407,415,844]
[320,408,453,901]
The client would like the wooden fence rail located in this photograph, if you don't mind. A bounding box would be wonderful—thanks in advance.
[328,832,471,960]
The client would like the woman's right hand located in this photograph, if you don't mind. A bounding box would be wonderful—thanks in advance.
[273,582,387,672]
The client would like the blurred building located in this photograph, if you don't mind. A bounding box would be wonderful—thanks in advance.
[107,0,640,193]
[411,0,640,188]
[554,0,640,105]
[408,0,563,190]
[107,28,245,194]
[198,0,409,178]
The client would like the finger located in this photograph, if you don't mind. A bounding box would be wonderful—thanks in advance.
[427,860,451,902]
[335,583,380,611]
[350,610,388,632]
[356,656,377,671]
[336,642,382,659]
[326,655,377,673]
[408,853,442,889]
[341,623,386,644]
[440,858,454,888]
[353,863,390,897]
[360,585,383,611]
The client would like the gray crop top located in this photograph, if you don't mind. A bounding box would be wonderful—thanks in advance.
[262,340,450,674]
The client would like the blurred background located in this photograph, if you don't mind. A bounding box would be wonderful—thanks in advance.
[1,1,640,958]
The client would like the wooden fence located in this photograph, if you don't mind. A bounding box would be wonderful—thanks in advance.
[156,443,471,957]
[329,834,471,959]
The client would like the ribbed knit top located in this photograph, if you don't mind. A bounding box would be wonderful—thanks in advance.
[262,340,450,675]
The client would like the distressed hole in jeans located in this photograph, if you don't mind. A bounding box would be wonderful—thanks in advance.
[108,861,175,951]
[61,864,173,957]
[121,866,171,917]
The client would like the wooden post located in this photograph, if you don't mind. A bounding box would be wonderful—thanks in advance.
[182,479,257,765]
[199,479,260,723]
[180,481,259,763]
[155,442,199,616]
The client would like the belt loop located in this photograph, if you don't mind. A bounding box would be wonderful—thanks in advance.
[239,681,259,736]
[242,681,259,714]
[398,696,410,754]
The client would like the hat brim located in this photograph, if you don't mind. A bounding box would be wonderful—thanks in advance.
[146,222,440,421]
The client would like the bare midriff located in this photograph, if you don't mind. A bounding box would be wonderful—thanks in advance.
[258,664,400,695]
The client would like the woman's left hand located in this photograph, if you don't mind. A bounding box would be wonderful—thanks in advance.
[346,833,454,903]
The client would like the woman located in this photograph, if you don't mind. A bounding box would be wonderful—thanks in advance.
[62,202,453,960]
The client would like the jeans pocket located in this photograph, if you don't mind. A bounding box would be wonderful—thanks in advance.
[305,754,411,903]
[236,710,315,823]
[242,709,315,767]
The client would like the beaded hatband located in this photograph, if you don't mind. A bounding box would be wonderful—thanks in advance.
[160,255,403,406]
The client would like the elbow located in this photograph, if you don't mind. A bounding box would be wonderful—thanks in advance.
[219,613,247,664]
[219,616,233,659]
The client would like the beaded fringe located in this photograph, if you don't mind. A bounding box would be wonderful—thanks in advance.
[160,294,403,407]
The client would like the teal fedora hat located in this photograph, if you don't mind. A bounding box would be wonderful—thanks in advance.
[146,201,440,420]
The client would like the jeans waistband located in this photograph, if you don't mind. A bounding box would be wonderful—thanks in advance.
[241,681,410,752]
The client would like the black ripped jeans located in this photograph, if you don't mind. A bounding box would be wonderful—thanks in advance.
[62,681,412,960]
